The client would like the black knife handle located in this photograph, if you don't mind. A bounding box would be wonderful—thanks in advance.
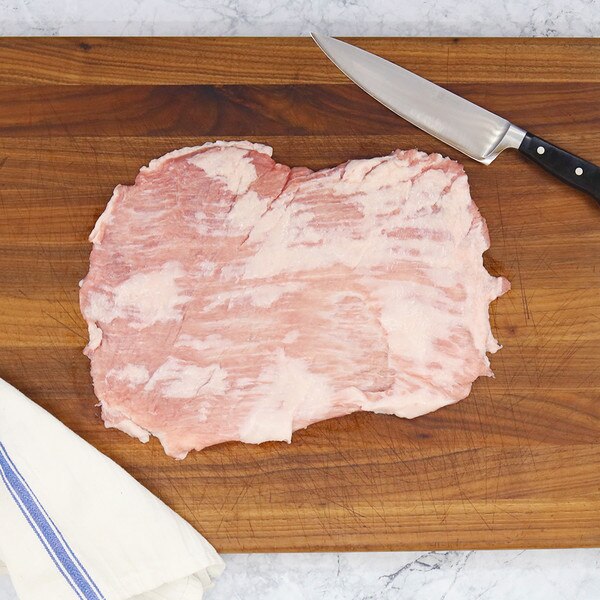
[518,132,600,204]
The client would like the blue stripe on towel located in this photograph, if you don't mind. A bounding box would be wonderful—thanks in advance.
[0,442,105,600]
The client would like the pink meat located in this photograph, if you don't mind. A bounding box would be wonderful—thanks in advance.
[80,141,509,459]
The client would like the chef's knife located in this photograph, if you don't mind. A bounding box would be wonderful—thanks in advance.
[312,33,600,204]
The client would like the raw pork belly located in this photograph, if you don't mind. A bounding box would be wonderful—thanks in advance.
[80,141,509,458]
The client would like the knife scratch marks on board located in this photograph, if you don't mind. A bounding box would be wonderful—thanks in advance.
[493,172,507,251]
[42,309,87,341]
[167,475,194,517]
[514,243,531,322]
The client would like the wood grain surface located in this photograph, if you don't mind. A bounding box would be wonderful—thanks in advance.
[0,38,598,552]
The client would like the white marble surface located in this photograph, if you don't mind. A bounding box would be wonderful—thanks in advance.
[0,0,599,37]
[1,1,599,599]
[2,549,600,599]
[203,551,600,599]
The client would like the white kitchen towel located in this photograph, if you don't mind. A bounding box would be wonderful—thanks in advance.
[0,377,224,600]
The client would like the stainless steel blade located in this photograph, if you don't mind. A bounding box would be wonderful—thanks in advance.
[311,33,525,164]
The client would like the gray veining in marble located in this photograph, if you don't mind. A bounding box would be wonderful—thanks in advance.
[1,1,599,599]
[0,0,599,37]
[203,550,600,599]
[2,549,600,599]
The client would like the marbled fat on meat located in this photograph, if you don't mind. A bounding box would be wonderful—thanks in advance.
[80,141,509,459]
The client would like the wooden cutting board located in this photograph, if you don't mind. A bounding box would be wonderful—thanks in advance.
[0,38,599,552]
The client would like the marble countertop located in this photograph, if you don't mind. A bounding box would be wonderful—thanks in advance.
[1,1,599,599]
[205,550,600,599]
[0,0,599,36]
[1,548,599,599]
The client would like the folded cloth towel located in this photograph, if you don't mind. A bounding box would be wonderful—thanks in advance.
[0,377,224,600]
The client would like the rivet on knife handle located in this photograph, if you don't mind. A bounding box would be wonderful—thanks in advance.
[518,133,600,204]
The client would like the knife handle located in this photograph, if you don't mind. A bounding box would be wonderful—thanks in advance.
[518,133,600,204]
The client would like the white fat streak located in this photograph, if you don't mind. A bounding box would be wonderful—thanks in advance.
[367,378,466,419]
[129,207,170,224]
[282,330,300,344]
[113,261,190,328]
[187,146,258,195]
[83,290,117,323]
[203,282,305,311]
[84,262,189,328]
[194,212,215,236]
[109,419,151,443]
[196,260,216,276]
[196,405,209,423]
[239,349,334,444]
[175,333,229,351]
[141,140,273,174]
[338,155,414,194]
[227,191,269,231]
[102,405,151,443]
[250,283,304,308]
[219,263,245,281]
[107,364,150,387]
[145,357,228,398]
[195,191,269,238]
[372,278,468,382]
[86,322,102,351]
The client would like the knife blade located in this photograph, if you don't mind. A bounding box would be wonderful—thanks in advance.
[312,33,600,204]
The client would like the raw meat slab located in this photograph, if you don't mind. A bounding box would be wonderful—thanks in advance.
[80,141,508,458]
